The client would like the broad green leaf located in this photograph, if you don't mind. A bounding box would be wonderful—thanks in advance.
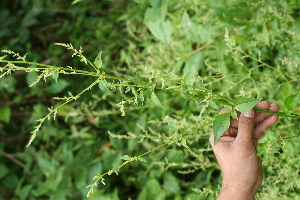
[181,138,190,149]
[167,119,177,132]
[145,20,172,44]
[2,76,17,93]
[94,51,102,69]
[138,157,148,163]
[163,172,180,195]
[224,105,232,112]
[213,113,231,144]
[234,97,262,113]
[46,79,70,95]
[145,0,169,21]
[144,0,171,44]
[182,11,201,42]
[98,79,110,93]
[74,166,87,189]
[19,184,33,200]
[284,92,300,111]
[3,173,19,190]
[37,156,54,175]
[139,178,163,200]
[209,98,218,110]
[151,92,164,109]
[183,52,203,86]
[26,71,38,86]
[120,155,131,161]
[231,111,238,119]
[0,107,11,124]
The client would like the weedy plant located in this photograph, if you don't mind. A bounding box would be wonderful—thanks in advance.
[1,0,300,199]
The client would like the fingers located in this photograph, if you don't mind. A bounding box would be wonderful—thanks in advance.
[254,101,272,123]
[253,103,279,139]
[230,101,271,128]
[235,109,255,145]
[211,102,279,146]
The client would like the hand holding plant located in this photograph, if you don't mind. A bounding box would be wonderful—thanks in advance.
[209,101,279,200]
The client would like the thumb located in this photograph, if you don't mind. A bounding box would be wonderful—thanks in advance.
[236,109,255,145]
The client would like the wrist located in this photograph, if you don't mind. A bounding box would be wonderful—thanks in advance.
[217,187,256,200]
[217,181,258,200]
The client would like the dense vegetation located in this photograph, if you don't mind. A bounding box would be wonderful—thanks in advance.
[0,0,300,199]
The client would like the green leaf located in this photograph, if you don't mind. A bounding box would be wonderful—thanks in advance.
[144,1,172,44]
[138,157,148,163]
[37,156,56,175]
[182,11,201,42]
[209,98,218,110]
[139,178,164,199]
[72,0,82,5]
[26,71,38,86]
[224,105,232,112]
[46,79,70,95]
[284,92,300,111]
[0,55,7,61]
[167,119,177,132]
[120,155,132,161]
[94,51,102,69]
[0,107,11,124]
[19,185,33,200]
[181,138,190,149]
[163,172,180,195]
[213,113,231,144]
[234,97,262,113]
[140,93,144,104]
[2,76,17,93]
[183,52,203,87]
[98,79,110,93]
[145,20,172,44]
[0,164,9,178]
[151,92,164,109]
[52,69,59,83]
[68,91,74,97]
[125,86,131,93]
[231,110,238,119]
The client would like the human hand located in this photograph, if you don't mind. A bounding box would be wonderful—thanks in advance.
[209,101,279,200]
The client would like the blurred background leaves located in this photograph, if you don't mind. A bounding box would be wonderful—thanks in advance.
[0,0,300,199]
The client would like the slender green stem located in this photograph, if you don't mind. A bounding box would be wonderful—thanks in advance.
[253,107,300,118]
[26,76,102,146]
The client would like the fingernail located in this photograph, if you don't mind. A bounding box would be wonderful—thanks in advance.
[243,110,253,118]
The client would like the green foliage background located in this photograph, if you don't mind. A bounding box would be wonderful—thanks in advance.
[0,0,300,199]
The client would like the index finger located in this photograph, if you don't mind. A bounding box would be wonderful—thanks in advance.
[235,109,255,146]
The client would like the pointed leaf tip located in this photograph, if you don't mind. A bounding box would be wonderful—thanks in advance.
[120,155,131,161]
[284,92,300,111]
[181,138,190,149]
[234,97,262,113]
[213,113,231,144]
[94,51,103,69]
[138,157,148,163]
[151,92,164,109]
